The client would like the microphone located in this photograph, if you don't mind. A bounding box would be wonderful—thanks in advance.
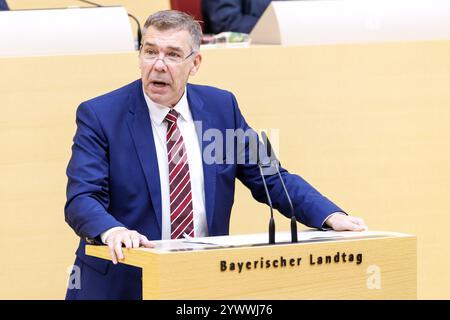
[261,131,298,243]
[76,0,142,47]
[249,132,276,244]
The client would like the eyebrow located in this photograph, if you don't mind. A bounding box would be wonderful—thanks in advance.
[142,42,184,53]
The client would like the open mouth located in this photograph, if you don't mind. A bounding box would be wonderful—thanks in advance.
[151,81,169,88]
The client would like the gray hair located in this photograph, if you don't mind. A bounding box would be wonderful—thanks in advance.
[142,10,202,50]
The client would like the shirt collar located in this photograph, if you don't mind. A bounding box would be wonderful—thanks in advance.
[142,87,191,126]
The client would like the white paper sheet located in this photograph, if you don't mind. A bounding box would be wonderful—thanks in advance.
[149,230,407,252]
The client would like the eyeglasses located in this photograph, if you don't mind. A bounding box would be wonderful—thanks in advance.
[140,48,196,65]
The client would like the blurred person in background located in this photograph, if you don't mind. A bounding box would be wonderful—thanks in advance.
[202,0,271,34]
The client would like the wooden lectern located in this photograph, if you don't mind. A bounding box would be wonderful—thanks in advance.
[86,231,416,299]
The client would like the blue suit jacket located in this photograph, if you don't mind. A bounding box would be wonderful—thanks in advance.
[0,0,9,11]
[202,0,272,34]
[65,80,342,299]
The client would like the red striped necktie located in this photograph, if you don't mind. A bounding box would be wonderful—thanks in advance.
[165,109,194,239]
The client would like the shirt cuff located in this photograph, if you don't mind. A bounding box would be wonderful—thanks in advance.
[100,227,127,244]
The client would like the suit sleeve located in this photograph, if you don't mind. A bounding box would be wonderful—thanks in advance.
[230,93,344,229]
[0,0,9,11]
[203,0,262,34]
[64,102,125,241]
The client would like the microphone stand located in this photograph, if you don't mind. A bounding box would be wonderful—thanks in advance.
[254,137,276,245]
[261,131,298,243]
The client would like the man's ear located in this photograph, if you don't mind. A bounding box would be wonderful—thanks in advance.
[138,54,143,71]
[189,53,202,76]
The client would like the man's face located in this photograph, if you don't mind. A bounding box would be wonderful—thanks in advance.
[139,26,202,107]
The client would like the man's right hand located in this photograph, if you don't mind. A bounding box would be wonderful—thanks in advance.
[105,229,155,264]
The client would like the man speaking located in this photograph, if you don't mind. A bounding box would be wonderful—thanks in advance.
[65,10,367,300]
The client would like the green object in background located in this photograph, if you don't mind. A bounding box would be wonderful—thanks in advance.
[215,32,250,43]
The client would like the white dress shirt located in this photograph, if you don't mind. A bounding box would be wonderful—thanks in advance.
[101,88,207,243]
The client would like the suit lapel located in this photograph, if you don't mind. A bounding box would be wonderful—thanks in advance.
[187,85,217,233]
[126,80,163,236]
